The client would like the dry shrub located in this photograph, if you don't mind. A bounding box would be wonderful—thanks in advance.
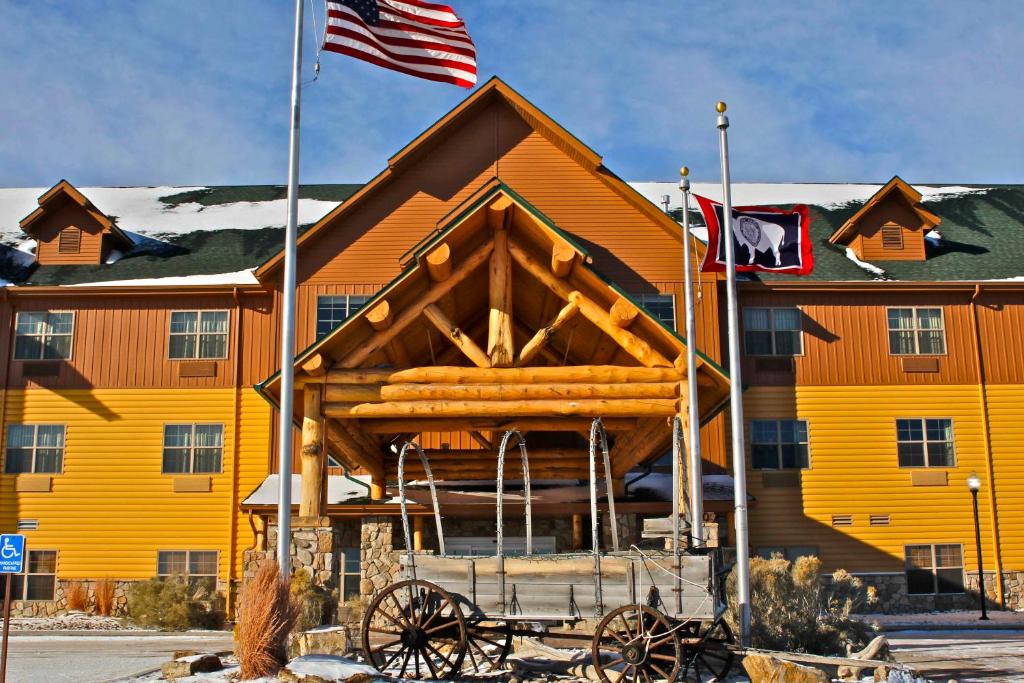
[727,554,877,655]
[65,582,89,611]
[236,561,298,679]
[290,569,332,632]
[95,579,115,616]
[126,577,225,630]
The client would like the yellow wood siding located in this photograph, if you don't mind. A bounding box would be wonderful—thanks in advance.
[742,385,1000,575]
[0,388,271,582]
[985,384,1024,569]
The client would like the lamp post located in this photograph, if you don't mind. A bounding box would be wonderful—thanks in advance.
[967,472,989,620]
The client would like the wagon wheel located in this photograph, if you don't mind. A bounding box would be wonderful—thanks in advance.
[462,618,513,674]
[360,579,468,679]
[681,617,735,681]
[592,604,682,683]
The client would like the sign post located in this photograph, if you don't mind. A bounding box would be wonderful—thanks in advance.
[0,534,26,683]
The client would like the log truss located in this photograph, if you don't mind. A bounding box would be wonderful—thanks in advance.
[264,187,731,516]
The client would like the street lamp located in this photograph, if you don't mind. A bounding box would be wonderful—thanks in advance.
[966,472,989,620]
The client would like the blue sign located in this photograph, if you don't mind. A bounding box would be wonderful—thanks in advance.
[0,534,25,574]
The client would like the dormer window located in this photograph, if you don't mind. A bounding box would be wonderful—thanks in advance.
[58,227,82,254]
[881,223,903,250]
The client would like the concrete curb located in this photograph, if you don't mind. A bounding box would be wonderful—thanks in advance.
[879,624,1024,632]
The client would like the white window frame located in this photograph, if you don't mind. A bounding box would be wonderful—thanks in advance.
[895,418,956,469]
[167,310,230,360]
[750,419,810,470]
[161,423,225,474]
[742,307,803,357]
[3,424,66,474]
[886,307,946,356]
[904,543,965,595]
[633,293,677,331]
[157,550,219,587]
[13,311,75,361]
[340,547,361,602]
[315,295,371,339]
[11,549,58,601]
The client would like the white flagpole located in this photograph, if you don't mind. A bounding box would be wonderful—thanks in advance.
[715,101,752,646]
[678,167,704,548]
[277,0,306,572]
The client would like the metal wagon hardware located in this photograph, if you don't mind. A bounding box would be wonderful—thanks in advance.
[360,418,735,681]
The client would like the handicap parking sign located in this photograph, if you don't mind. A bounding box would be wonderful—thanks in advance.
[0,534,25,573]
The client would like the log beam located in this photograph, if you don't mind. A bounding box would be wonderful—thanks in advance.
[611,417,673,478]
[609,297,640,328]
[324,398,678,419]
[359,417,638,434]
[468,431,494,450]
[327,365,682,385]
[365,299,411,368]
[300,353,328,377]
[551,242,577,277]
[299,385,325,517]
[341,239,493,368]
[425,242,452,282]
[517,301,579,366]
[423,303,491,368]
[487,222,514,367]
[324,381,679,403]
[326,420,385,483]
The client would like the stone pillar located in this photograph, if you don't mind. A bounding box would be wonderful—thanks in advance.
[250,520,339,593]
[360,516,396,598]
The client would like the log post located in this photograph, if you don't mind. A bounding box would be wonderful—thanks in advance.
[488,210,514,367]
[370,477,386,501]
[413,516,424,551]
[299,385,325,518]
[572,514,583,550]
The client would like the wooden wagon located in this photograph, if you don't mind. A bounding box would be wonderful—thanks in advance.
[360,419,735,682]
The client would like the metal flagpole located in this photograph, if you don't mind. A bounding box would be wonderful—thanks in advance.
[277,0,306,571]
[679,167,705,548]
[715,101,752,646]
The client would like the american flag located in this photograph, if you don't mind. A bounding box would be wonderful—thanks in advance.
[324,0,477,88]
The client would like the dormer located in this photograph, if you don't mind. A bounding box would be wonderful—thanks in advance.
[828,176,941,261]
[18,180,133,266]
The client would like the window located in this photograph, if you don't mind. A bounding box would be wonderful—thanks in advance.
[168,311,229,359]
[755,546,818,562]
[896,418,955,468]
[887,308,945,355]
[162,424,224,473]
[4,424,65,474]
[58,227,82,254]
[881,223,904,250]
[751,419,809,470]
[905,544,963,595]
[634,293,676,330]
[341,548,361,601]
[10,550,57,601]
[316,295,370,339]
[743,308,802,356]
[158,550,218,591]
[14,312,74,360]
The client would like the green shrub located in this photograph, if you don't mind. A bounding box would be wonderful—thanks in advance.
[126,576,225,630]
[290,570,333,632]
[727,554,877,655]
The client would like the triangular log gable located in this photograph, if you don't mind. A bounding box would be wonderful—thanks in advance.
[258,184,730,516]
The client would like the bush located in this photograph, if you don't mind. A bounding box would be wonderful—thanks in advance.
[727,554,877,655]
[126,577,224,630]
[65,582,88,612]
[95,579,115,617]
[235,561,297,679]
[290,569,333,632]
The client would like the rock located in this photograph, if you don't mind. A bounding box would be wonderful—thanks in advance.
[838,636,892,680]
[743,653,830,683]
[161,654,223,679]
[189,654,224,674]
[160,661,193,680]
[288,625,354,659]
[280,654,379,683]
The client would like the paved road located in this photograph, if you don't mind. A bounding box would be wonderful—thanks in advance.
[3,631,234,683]
[888,629,1024,682]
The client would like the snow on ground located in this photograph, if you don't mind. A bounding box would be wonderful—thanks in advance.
[862,609,1024,629]
[286,655,380,679]
[629,182,989,212]
[10,612,136,631]
[66,268,260,287]
[844,247,888,278]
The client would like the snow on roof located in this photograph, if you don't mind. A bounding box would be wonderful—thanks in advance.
[629,182,989,212]
[844,247,888,279]
[66,268,259,288]
[242,474,372,506]
[628,473,738,502]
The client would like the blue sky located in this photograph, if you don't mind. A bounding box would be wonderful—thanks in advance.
[2,1,1022,187]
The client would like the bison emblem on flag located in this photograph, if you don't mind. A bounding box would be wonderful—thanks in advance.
[694,195,814,275]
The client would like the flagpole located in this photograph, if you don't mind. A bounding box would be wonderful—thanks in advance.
[679,167,704,548]
[716,101,751,646]
[277,0,306,572]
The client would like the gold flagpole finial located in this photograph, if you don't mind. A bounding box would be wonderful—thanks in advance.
[716,101,727,113]
[679,166,689,177]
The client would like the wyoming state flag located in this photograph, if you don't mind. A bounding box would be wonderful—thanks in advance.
[695,195,814,275]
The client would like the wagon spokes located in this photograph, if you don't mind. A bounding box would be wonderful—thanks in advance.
[592,604,682,683]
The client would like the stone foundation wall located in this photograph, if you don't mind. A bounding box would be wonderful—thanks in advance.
[8,579,132,618]
[361,516,397,598]
[856,570,1023,613]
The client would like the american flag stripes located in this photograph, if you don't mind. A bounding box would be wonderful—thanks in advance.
[324,0,477,88]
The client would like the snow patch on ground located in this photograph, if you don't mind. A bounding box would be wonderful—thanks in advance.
[844,247,888,278]
[286,654,380,680]
[66,268,259,287]
[11,613,137,631]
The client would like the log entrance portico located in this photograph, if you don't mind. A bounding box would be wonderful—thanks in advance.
[258,182,731,518]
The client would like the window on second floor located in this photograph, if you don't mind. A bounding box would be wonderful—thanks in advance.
[633,293,676,330]
[751,419,809,470]
[887,307,945,355]
[14,311,74,360]
[316,295,371,340]
[168,311,229,360]
[896,418,955,468]
[4,424,65,474]
[162,424,224,474]
[743,307,802,356]
[158,550,218,591]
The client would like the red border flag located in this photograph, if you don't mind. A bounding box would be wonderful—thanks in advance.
[325,0,477,88]
[695,195,814,275]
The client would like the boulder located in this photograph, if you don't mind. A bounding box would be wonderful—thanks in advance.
[743,653,830,683]
[160,653,223,680]
[288,625,354,659]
